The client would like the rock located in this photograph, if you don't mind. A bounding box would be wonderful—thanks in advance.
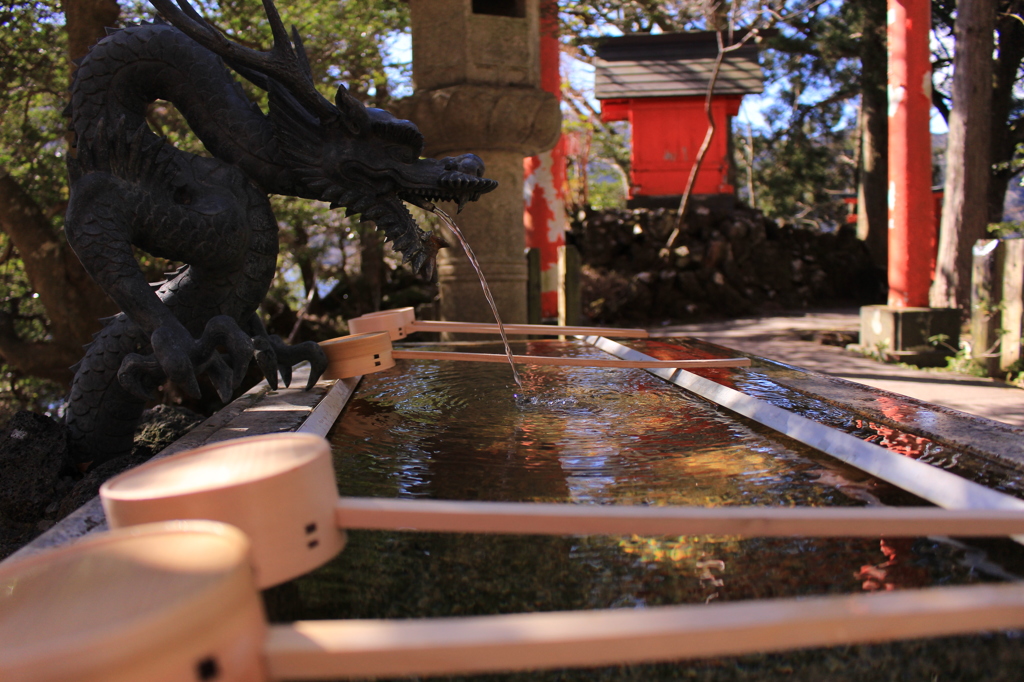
[0,411,70,523]
[0,403,205,560]
[54,404,203,519]
[0,516,37,562]
[573,204,882,324]
[135,404,203,453]
[54,449,152,520]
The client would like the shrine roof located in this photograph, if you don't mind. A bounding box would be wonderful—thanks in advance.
[594,32,766,99]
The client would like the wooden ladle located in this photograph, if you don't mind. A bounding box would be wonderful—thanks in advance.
[347,307,649,340]
[318,331,751,380]
[5,518,1024,682]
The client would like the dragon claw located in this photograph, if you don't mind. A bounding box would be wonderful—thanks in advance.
[253,336,279,390]
[150,325,202,398]
[304,342,328,389]
[198,316,254,389]
[203,353,237,403]
[120,315,256,403]
[249,327,327,390]
[117,353,163,401]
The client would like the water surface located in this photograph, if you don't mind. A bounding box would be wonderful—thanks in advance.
[265,339,1024,680]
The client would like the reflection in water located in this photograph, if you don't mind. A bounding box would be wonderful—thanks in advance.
[628,338,1024,501]
[857,539,930,592]
[264,339,1024,680]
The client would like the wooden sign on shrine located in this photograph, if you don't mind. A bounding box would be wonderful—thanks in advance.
[594,32,765,202]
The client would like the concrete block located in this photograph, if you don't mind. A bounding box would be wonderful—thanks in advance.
[858,305,961,366]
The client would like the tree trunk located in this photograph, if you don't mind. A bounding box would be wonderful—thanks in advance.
[987,0,1024,223]
[62,0,121,152]
[61,0,120,65]
[930,0,996,309]
[0,0,121,384]
[857,0,888,271]
[0,174,115,384]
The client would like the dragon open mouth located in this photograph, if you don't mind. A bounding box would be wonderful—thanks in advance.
[328,192,446,279]
[317,154,497,279]
[400,169,499,214]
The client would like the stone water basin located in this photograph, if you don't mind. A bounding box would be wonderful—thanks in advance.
[264,338,1024,681]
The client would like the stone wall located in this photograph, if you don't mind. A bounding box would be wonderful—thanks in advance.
[572,205,885,324]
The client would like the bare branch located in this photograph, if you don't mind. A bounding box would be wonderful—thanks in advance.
[664,28,765,256]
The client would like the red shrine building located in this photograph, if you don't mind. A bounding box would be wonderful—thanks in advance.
[594,32,765,201]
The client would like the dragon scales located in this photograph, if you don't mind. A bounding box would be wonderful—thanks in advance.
[64,0,497,467]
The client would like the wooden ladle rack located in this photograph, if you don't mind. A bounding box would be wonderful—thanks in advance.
[319,330,750,380]
[3,433,1024,681]
[346,306,649,340]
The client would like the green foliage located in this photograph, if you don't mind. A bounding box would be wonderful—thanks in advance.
[988,221,1024,238]
[941,344,989,378]
[560,1,702,47]
[735,0,868,228]
[737,105,855,229]
[0,0,68,208]
[0,0,73,413]
[585,164,629,210]
[121,0,410,107]
[1003,358,1024,388]
[0,369,65,422]
[560,110,629,212]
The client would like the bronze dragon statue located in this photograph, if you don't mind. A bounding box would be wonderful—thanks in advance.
[64,0,497,467]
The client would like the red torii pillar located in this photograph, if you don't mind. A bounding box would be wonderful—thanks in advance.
[859,0,959,364]
[523,0,567,322]
[886,0,935,308]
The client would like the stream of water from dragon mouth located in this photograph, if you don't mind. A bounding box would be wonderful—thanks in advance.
[433,207,524,392]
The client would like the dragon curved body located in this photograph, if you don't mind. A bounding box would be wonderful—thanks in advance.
[64,0,496,466]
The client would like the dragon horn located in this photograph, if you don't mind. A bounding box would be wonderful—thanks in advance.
[289,22,364,136]
[290,25,313,79]
[334,84,369,132]
[150,0,369,134]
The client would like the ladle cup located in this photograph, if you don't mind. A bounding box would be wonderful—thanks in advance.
[318,331,751,381]
[101,433,1024,591]
[347,306,650,341]
[0,520,268,682]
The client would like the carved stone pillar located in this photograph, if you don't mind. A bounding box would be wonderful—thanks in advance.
[393,0,561,325]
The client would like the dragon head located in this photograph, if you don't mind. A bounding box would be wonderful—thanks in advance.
[272,92,498,279]
[150,0,498,278]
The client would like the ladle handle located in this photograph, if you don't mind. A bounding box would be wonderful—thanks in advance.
[265,583,1024,680]
[410,320,649,338]
[333,497,1024,537]
[390,350,751,369]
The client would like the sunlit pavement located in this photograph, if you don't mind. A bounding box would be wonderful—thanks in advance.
[652,309,1024,428]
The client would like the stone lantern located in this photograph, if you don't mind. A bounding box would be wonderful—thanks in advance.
[393,0,561,325]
